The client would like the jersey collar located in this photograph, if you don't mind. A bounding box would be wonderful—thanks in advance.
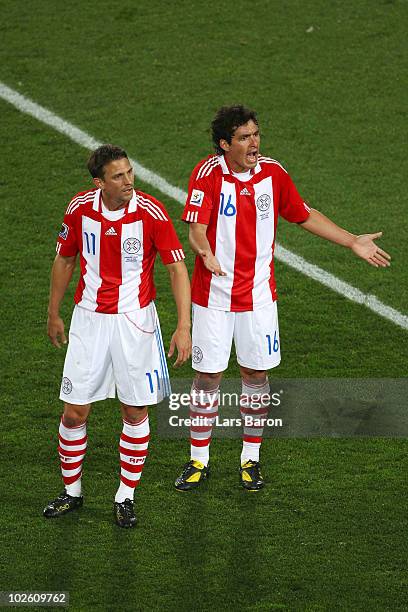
[220,154,261,177]
[92,189,137,213]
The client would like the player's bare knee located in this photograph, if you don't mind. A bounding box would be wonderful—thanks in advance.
[239,366,268,385]
[194,371,223,390]
[121,404,148,424]
[62,403,90,427]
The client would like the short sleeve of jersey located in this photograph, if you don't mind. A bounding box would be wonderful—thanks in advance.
[181,159,215,225]
[149,196,186,265]
[56,200,80,257]
[278,167,311,223]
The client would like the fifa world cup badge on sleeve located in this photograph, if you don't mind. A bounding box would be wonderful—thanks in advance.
[59,223,69,240]
[190,189,204,207]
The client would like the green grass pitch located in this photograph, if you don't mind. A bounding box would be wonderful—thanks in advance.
[0,1,407,610]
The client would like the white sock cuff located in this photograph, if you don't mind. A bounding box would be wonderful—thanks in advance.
[241,378,270,396]
[59,418,87,440]
[122,415,150,437]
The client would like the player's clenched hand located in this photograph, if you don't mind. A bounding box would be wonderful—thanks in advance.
[47,314,67,348]
[168,327,192,368]
[199,249,227,276]
[351,232,391,268]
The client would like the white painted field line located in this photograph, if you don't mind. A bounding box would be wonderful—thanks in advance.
[1,81,407,331]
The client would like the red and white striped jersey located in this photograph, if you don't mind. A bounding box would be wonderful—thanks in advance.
[56,188,185,313]
[182,154,310,311]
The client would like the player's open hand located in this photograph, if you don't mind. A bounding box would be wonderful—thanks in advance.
[351,232,391,268]
[199,250,227,276]
[47,314,67,348]
[168,327,192,367]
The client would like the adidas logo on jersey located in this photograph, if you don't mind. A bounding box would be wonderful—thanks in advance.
[105,227,117,236]
[240,187,251,196]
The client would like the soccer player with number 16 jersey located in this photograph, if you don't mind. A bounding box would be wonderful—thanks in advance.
[175,105,391,492]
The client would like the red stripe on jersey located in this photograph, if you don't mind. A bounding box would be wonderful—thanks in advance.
[268,200,280,300]
[190,203,220,308]
[230,183,257,310]
[137,220,155,308]
[96,226,121,313]
[74,231,87,304]
[120,433,150,445]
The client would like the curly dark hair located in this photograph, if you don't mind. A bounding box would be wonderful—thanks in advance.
[87,144,128,179]
[211,105,258,155]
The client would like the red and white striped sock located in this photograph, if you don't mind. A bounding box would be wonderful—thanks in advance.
[240,379,270,465]
[58,417,87,497]
[190,383,219,467]
[115,416,150,503]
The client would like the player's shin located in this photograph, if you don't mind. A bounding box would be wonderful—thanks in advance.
[115,416,150,503]
[240,378,270,465]
[58,416,87,497]
[189,382,219,467]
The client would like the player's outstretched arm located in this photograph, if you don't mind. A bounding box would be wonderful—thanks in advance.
[166,261,192,367]
[189,222,227,276]
[47,254,77,348]
[299,209,391,268]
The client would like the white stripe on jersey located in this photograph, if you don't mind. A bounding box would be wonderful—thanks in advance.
[197,156,220,180]
[252,177,275,308]
[68,199,94,216]
[137,194,168,221]
[137,201,160,220]
[208,179,237,310]
[258,157,288,173]
[128,191,137,212]
[171,249,185,262]
[186,210,199,222]
[202,157,221,178]
[77,217,102,311]
[118,220,144,312]
[56,242,61,254]
[67,192,95,215]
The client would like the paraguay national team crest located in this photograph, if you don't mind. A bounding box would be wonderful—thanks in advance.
[123,237,141,254]
[256,194,271,212]
[192,346,203,364]
[59,223,69,240]
[61,377,72,395]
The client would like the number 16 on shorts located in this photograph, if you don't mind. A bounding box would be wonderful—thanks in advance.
[266,331,279,355]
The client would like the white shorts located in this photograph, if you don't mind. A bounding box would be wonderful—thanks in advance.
[191,302,281,373]
[60,303,170,406]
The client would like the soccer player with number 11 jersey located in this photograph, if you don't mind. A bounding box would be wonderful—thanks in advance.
[43,145,191,527]
[175,105,391,492]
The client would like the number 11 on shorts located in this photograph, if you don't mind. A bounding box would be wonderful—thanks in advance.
[146,370,161,393]
[266,331,279,355]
